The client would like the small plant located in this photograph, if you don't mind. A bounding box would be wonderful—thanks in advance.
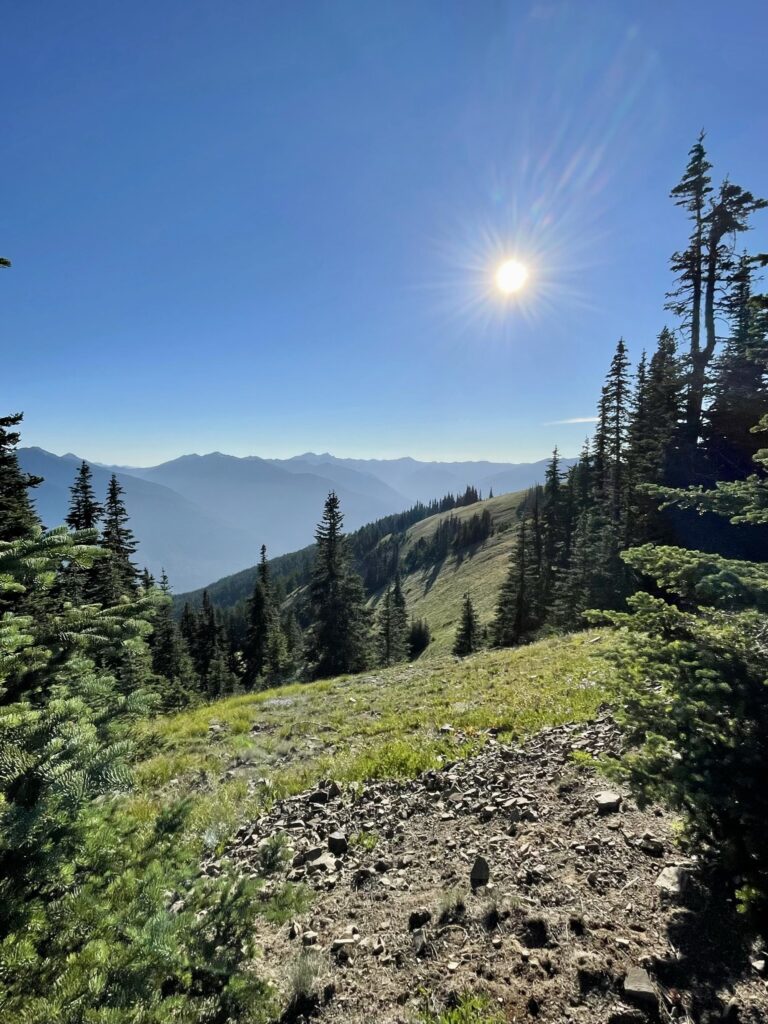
[437,888,466,924]
[259,882,312,925]
[418,991,505,1024]
[287,948,323,1005]
[350,829,379,852]
[258,832,289,875]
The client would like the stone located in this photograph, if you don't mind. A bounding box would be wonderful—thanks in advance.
[596,791,622,815]
[639,832,664,857]
[655,865,687,897]
[308,789,329,805]
[470,854,491,890]
[408,907,432,931]
[331,936,357,954]
[623,966,657,1007]
[302,930,318,946]
[412,928,428,957]
[328,831,348,855]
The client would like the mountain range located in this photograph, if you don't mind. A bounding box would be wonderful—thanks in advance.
[18,448,574,592]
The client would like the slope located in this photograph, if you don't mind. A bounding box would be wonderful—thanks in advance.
[175,489,527,658]
[394,490,525,656]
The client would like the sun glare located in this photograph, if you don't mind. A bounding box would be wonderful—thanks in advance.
[495,258,529,295]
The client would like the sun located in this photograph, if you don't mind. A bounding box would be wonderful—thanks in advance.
[495,258,529,295]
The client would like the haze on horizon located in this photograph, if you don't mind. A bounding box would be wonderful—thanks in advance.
[3,1,767,464]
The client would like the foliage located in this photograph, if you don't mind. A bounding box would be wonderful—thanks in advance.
[0,526,274,1021]
[305,491,372,678]
[602,426,768,908]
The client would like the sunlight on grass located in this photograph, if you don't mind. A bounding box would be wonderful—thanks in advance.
[137,631,609,852]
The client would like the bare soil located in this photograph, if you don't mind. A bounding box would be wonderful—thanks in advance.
[213,715,768,1023]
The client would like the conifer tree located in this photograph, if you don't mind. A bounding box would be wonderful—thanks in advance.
[243,545,287,687]
[306,492,371,678]
[603,415,768,908]
[150,572,197,707]
[65,461,103,531]
[493,516,538,646]
[407,617,431,659]
[704,256,768,480]
[94,475,138,603]
[0,413,41,542]
[453,591,481,656]
[667,135,766,451]
[376,572,408,667]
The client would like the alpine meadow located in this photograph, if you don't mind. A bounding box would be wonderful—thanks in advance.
[3,4,768,1023]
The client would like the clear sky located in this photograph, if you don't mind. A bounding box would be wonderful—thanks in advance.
[3,1,767,465]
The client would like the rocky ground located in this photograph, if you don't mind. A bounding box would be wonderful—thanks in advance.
[208,715,768,1023]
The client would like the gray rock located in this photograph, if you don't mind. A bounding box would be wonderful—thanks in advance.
[470,854,491,890]
[623,966,657,1007]
[412,927,428,957]
[308,789,329,805]
[596,791,622,815]
[655,865,687,896]
[328,831,348,855]
[302,930,318,946]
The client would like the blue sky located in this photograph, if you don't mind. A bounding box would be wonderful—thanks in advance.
[3,0,767,465]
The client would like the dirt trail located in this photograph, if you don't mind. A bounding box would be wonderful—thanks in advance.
[211,716,767,1023]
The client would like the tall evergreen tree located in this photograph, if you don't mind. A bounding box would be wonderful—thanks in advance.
[453,591,481,657]
[704,256,768,480]
[306,492,371,678]
[376,572,408,667]
[493,516,538,647]
[0,413,41,542]
[243,545,287,688]
[667,135,766,451]
[94,475,138,604]
[65,461,103,531]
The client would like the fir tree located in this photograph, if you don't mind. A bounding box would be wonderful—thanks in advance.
[493,516,538,646]
[704,256,768,480]
[0,412,41,542]
[94,475,138,603]
[150,571,197,708]
[65,461,103,531]
[243,545,287,687]
[603,415,768,908]
[306,492,371,678]
[453,592,481,656]
[376,572,408,667]
[407,617,431,659]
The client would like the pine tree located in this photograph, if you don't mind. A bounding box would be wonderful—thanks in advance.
[65,461,103,531]
[603,415,768,908]
[667,135,766,451]
[306,492,371,678]
[600,338,631,525]
[453,592,481,656]
[150,571,197,707]
[704,256,768,481]
[407,617,431,659]
[0,413,41,542]
[376,573,408,667]
[94,475,138,603]
[666,132,712,449]
[243,545,287,687]
[493,516,538,646]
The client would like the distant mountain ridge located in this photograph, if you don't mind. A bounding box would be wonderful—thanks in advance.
[18,447,574,592]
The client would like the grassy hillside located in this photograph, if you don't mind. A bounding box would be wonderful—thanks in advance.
[176,488,528,660]
[137,630,608,843]
[386,490,525,656]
